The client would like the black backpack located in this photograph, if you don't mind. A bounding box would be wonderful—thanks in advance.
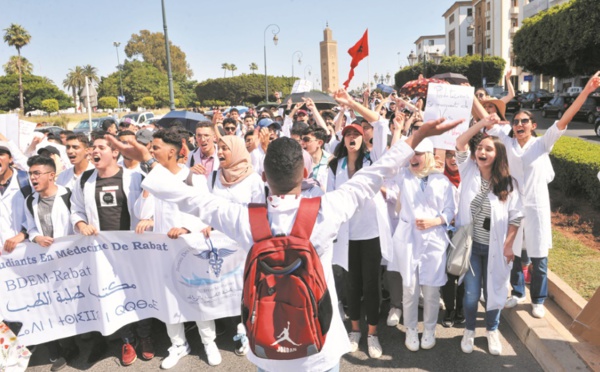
[26,188,72,216]
[16,169,32,198]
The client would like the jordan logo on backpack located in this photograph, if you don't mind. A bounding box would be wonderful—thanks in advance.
[242,197,332,360]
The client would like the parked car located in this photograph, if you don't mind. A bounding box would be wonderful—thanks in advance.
[496,91,522,114]
[575,96,600,124]
[542,95,600,123]
[595,115,600,137]
[73,116,117,136]
[34,126,64,136]
[542,96,574,119]
[566,86,583,96]
[120,112,154,126]
[520,91,553,110]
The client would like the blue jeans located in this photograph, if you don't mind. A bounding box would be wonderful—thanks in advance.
[511,254,548,305]
[463,241,501,331]
[258,364,339,372]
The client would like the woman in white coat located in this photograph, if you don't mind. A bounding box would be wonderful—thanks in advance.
[388,137,455,352]
[488,73,600,318]
[455,114,523,356]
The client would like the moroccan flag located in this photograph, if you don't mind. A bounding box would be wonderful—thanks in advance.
[343,29,369,89]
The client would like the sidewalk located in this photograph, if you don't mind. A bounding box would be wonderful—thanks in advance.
[502,269,600,372]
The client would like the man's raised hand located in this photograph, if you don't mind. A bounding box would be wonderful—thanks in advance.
[105,135,152,163]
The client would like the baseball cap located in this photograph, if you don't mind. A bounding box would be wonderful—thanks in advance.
[135,129,153,145]
[296,109,308,116]
[257,118,282,130]
[37,146,60,157]
[0,143,11,156]
[341,124,364,137]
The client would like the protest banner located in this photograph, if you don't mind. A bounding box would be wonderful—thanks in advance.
[423,83,474,150]
[0,231,246,346]
[0,114,38,152]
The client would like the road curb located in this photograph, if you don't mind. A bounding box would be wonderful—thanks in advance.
[547,270,587,320]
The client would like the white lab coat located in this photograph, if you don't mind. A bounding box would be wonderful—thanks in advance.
[388,169,455,288]
[488,122,563,257]
[70,168,143,232]
[25,185,73,241]
[327,157,393,271]
[0,170,27,246]
[456,152,523,311]
[208,170,264,205]
[55,162,95,190]
[141,138,415,372]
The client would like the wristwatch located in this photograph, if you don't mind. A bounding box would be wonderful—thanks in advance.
[140,157,158,173]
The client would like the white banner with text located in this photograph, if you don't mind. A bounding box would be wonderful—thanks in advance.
[0,231,246,345]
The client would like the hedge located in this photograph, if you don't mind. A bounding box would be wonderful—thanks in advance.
[549,136,600,208]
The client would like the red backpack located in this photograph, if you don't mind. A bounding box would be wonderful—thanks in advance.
[242,197,332,360]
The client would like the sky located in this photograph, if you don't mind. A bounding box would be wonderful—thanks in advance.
[1,0,459,93]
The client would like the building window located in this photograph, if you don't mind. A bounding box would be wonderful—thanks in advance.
[512,18,518,27]
[487,21,491,30]
[486,38,491,49]
[449,14,455,24]
[449,29,456,56]
[428,40,434,46]
[467,45,473,55]
[467,8,473,17]
[467,26,473,37]
[486,2,491,11]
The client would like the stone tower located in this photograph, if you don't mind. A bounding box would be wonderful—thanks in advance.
[320,25,339,93]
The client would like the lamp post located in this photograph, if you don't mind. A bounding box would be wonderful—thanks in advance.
[397,52,401,69]
[161,0,175,111]
[263,24,280,103]
[385,73,391,84]
[113,41,125,114]
[304,65,312,80]
[291,50,302,79]
[407,50,417,67]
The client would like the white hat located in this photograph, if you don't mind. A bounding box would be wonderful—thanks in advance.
[414,138,433,153]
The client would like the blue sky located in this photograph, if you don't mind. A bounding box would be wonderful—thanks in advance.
[1,0,459,92]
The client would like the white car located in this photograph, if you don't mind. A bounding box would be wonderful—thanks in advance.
[121,112,155,126]
[25,109,48,117]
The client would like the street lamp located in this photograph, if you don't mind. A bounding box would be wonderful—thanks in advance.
[264,24,280,103]
[407,50,418,67]
[304,65,312,80]
[291,50,302,79]
[397,52,401,69]
[161,0,175,110]
[113,41,125,114]
[385,73,391,84]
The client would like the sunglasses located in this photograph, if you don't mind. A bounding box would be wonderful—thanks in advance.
[512,118,531,126]
[476,93,486,98]
[301,136,314,143]
[224,126,236,132]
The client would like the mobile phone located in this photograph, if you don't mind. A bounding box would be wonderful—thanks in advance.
[483,217,491,231]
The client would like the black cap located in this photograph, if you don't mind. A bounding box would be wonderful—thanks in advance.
[37,146,60,157]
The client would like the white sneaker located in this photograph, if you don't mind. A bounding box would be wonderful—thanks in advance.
[338,301,349,321]
[386,307,402,327]
[348,332,361,353]
[532,304,546,318]
[461,329,475,353]
[421,329,436,349]
[405,328,420,351]
[233,323,249,356]
[203,342,222,366]
[367,335,382,359]
[487,330,502,355]
[504,295,526,309]
[161,342,191,369]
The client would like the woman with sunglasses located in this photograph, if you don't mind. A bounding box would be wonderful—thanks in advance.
[486,72,600,318]
[327,89,394,359]
[455,113,523,356]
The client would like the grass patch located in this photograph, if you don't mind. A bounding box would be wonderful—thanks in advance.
[549,230,600,301]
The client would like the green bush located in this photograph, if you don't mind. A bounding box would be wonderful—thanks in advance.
[549,136,600,208]
[98,96,118,110]
[141,96,155,108]
[41,99,59,113]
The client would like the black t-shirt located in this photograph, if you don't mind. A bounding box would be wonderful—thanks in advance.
[94,168,130,231]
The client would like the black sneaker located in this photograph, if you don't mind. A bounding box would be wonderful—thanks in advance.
[442,310,455,328]
[455,308,466,324]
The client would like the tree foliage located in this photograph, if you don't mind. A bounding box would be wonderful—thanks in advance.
[141,96,155,108]
[513,0,600,78]
[98,96,118,110]
[0,74,72,112]
[41,98,59,113]
[196,74,296,105]
[3,56,32,75]
[3,23,31,112]
[394,55,506,89]
[124,30,192,79]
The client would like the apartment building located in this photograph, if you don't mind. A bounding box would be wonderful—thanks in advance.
[443,1,474,57]
[413,35,446,63]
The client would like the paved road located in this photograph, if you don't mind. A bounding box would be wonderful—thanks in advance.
[26,301,542,372]
[507,109,599,143]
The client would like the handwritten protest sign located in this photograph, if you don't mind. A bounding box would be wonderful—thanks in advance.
[423,83,474,150]
[0,231,245,346]
[292,79,313,93]
[0,114,39,152]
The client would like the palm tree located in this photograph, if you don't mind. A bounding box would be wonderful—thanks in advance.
[63,66,85,109]
[221,63,230,78]
[3,56,33,75]
[230,64,237,77]
[82,64,99,84]
[249,62,258,74]
[3,23,31,113]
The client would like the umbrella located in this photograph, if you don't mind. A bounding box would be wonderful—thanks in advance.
[156,110,208,133]
[279,91,337,110]
[432,72,469,85]
[223,106,249,115]
[376,84,396,95]
[399,77,449,99]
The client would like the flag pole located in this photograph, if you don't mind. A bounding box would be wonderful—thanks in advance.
[367,55,371,91]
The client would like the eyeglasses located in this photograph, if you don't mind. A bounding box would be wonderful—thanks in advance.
[412,126,421,131]
[476,93,486,98]
[28,171,52,178]
[301,136,315,143]
[224,126,236,132]
[512,118,531,126]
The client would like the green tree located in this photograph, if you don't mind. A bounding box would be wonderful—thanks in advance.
[221,63,230,78]
[124,30,192,79]
[41,98,59,113]
[98,96,118,110]
[249,62,259,74]
[230,64,237,77]
[141,96,156,108]
[3,23,31,113]
[82,64,100,84]
[0,74,72,112]
[513,0,600,78]
[63,66,85,109]
[195,74,295,105]
[3,56,32,75]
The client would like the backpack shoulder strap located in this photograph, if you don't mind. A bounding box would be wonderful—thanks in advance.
[290,197,321,240]
[26,194,34,216]
[16,169,32,198]
[61,188,72,211]
[248,203,272,242]
[80,169,95,190]
[211,170,217,189]
[189,148,198,167]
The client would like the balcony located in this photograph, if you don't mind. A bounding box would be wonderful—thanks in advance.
[510,6,519,16]
[485,10,490,18]
[510,26,519,35]
[485,29,491,37]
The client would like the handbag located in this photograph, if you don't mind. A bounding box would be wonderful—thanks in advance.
[446,205,483,277]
